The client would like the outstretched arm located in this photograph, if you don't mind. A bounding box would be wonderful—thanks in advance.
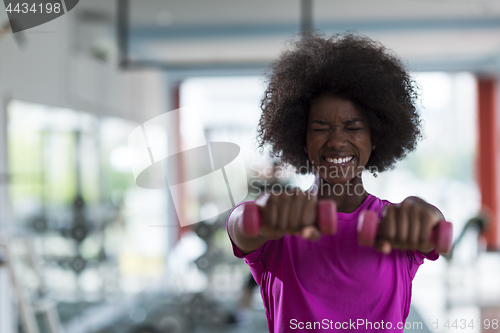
[227,202,270,254]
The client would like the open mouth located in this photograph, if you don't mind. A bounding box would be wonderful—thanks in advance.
[323,156,354,165]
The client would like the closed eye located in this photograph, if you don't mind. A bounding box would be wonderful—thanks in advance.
[313,129,329,132]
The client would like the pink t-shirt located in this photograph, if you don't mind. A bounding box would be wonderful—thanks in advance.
[227,194,438,332]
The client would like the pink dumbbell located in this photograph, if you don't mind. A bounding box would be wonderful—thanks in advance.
[357,210,453,254]
[242,200,338,237]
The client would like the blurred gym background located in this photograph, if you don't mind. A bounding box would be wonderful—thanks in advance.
[0,0,499,332]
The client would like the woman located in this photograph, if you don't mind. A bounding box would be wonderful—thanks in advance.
[227,32,444,332]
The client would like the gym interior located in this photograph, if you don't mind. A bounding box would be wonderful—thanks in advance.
[0,0,500,332]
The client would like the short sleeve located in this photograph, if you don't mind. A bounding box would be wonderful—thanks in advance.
[407,249,439,280]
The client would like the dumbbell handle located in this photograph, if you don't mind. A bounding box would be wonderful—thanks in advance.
[241,200,337,237]
[358,210,453,254]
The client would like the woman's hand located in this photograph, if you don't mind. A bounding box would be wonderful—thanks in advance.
[255,189,321,241]
[375,196,444,254]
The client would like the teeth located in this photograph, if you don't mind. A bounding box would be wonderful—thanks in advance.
[325,156,353,164]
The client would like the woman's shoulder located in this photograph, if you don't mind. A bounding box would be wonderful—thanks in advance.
[350,194,394,219]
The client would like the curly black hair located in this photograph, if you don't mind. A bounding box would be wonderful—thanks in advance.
[257,32,422,175]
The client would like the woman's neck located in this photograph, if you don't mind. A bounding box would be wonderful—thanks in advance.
[310,175,369,213]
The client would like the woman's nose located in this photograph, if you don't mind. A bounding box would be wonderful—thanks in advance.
[327,129,347,149]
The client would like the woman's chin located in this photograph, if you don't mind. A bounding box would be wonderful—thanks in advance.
[319,175,353,186]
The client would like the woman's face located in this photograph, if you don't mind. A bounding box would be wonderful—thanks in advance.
[306,95,372,184]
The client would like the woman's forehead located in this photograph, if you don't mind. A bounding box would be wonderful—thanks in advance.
[308,95,366,121]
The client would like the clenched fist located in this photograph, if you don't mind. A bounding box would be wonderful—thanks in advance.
[254,189,323,241]
[375,196,444,254]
